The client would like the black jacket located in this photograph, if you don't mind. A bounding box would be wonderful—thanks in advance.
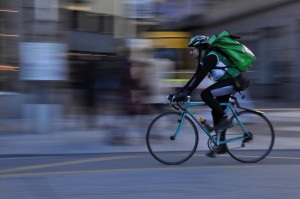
[181,54,218,94]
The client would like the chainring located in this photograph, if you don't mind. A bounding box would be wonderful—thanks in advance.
[207,135,226,152]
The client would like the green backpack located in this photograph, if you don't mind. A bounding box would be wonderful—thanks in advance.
[208,30,256,72]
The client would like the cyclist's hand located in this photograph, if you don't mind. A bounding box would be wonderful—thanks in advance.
[167,94,175,101]
[173,92,188,102]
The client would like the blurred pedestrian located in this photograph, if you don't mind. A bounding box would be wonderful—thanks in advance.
[82,59,98,128]
[107,45,135,145]
[115,46,134,115]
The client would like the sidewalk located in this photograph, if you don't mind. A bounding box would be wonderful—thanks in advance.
[0,129,148,156]
[0,115,153,156]
[0,125,299,157]
[0,100,299,156]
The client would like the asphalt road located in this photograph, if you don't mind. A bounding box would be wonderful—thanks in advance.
[0,151,300,199]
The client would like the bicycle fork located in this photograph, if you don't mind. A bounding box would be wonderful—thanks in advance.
[170,112,186,140]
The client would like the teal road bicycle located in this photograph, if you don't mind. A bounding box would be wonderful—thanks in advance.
[146,94,275,165]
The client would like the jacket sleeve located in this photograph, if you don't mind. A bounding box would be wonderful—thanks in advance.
[181,54,218,94]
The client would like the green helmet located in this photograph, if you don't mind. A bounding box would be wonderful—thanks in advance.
[188,35,209,49]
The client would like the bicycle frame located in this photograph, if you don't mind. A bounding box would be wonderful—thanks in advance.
[147,94,275,164]
[172,98,253,146]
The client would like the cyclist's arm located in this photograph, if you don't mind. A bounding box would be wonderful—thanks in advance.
[181,54,218,93]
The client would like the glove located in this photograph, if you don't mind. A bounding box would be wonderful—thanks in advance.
[173,92,188,101]
[167,94,175,101]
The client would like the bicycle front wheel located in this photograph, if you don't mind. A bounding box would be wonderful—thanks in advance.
[146,112,198,165]
[225,111,275,163]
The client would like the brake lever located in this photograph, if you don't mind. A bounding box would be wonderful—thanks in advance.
[172,95,176,104]
[164,95,181,110]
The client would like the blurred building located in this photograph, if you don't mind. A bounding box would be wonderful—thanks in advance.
[0,0,21,93]
[0,0,299,103]
[154,0,300,100]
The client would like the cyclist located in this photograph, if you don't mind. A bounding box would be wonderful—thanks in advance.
[169,35,244,156]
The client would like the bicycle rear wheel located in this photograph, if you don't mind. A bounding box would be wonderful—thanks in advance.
[146,112,198,165]
[225,111,275,163]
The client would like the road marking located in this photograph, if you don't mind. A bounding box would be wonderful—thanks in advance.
[0,154,299,178]
[0,155,140,174]
[0,164,300,178]
[266,156,300,160]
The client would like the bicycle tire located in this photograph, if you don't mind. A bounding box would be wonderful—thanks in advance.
[225,110,275,163]
[146,112,199,165]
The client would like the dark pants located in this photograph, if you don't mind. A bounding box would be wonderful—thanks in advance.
[200,78,234,125]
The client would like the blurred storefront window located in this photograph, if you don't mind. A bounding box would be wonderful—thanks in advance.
[71,11,114,34]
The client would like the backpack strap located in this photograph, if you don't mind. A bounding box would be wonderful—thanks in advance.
[208,46,237,69]
[206,47,241,82]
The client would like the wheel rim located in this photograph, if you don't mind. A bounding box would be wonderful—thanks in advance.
[225,111,275,163]
[146,112,199,165]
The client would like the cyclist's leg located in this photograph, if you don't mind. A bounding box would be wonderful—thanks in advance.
[214,95,232,154]
[212,94,231,124]
[201,79,235,130]
[203,82,233,157]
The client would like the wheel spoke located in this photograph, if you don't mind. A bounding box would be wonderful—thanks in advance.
[226,111,275,163]
[146,112,198,165]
